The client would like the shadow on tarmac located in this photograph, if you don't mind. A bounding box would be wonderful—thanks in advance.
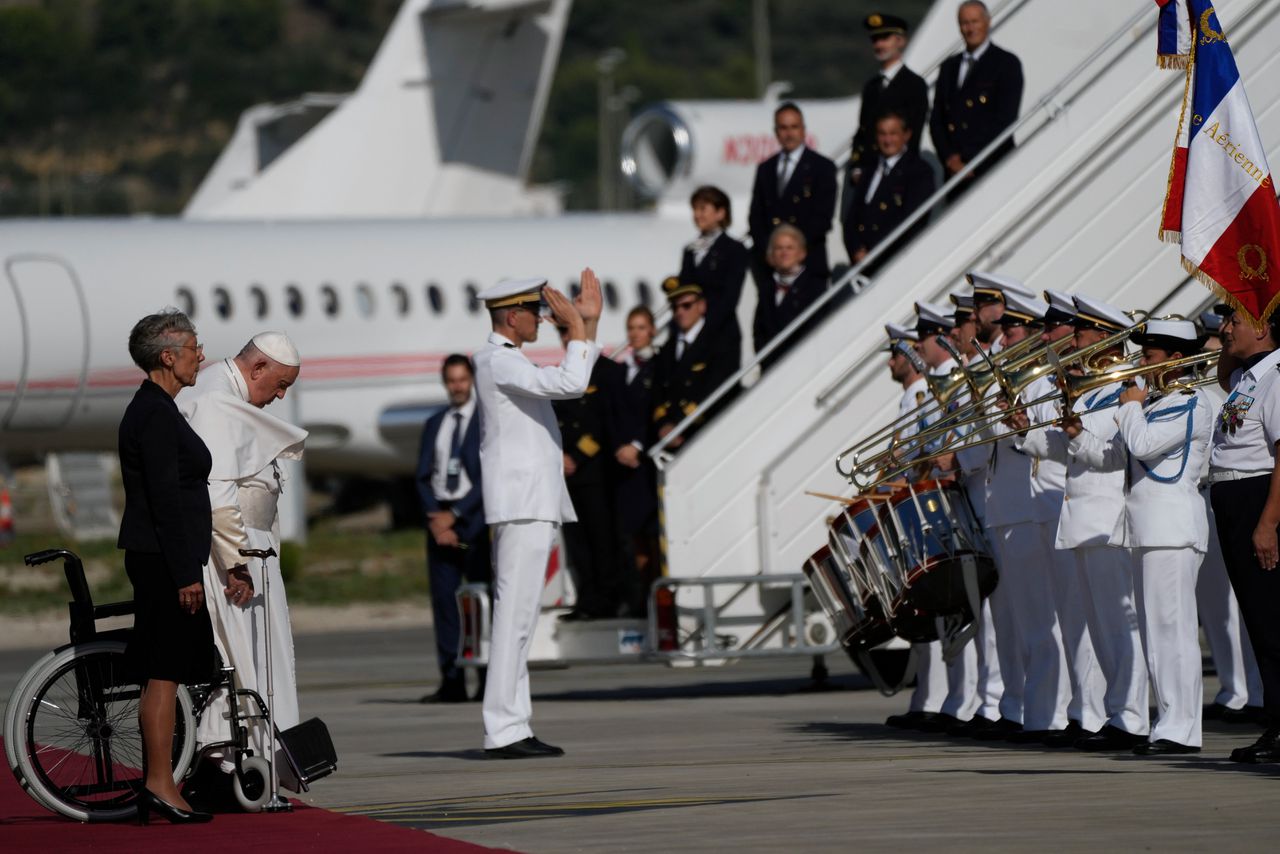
[529,673,873,702]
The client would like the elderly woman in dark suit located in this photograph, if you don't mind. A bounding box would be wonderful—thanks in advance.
[117,310,216,824]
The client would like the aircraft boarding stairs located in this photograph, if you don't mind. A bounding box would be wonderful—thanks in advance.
[648,0,1280,667]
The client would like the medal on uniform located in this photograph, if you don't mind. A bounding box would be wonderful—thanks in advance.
[1220,391,1255,434]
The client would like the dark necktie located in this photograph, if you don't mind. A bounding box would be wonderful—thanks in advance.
[446,412,463,492]
[879,73,889,89]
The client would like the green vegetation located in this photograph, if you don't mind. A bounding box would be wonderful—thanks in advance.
[0,0,931,215]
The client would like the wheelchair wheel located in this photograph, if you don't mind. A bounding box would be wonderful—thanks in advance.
[232,755,271,813]
[11,640,197,822]
[4,649,59,811]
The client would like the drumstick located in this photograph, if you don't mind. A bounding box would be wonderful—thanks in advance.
[805,490,857,505]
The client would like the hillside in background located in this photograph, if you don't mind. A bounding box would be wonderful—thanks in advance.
[0,0,931,215]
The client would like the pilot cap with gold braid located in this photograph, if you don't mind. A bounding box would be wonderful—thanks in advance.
[477,276,547,309]
[864,13,908,37]
[662,275,703,303]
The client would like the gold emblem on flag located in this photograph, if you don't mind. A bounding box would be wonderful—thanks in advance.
[1238,244,1269,281]
[1199,8,1226,46]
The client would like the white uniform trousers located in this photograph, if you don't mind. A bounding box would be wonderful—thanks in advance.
[1076,545,1149,735]
[908,642,947,713]
[1133,547,1204,746]
[1197,493,1263,709]
[483,519,557,749]
[1045,527,1106,731]
[943,634,981,720]
[993,523,1071,731]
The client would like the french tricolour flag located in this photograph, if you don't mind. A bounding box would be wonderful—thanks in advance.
[1157,0,1280,323]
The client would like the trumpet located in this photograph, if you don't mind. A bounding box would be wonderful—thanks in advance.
[849,348,1220,490]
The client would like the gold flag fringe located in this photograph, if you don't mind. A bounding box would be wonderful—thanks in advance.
[1158,28,1197,249]
[1157,53,1191,70]
[1181,256,1274,326]
[1158,229,1182,244]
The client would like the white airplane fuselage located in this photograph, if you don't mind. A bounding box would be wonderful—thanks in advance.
[0,215,692,474]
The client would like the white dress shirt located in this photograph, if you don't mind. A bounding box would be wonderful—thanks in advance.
[864,151,903,203]
[773,267,803,306]
[675,317,705,361]
[880,60,904,86]
[1209,347,1280,474]
[687,229,723,267]
[777,146,805,192]
[431,394,477,502]
[957,40,990,88]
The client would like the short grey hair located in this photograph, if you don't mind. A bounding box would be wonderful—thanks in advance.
[128,309,196,372]
[959,0,990,18]
[768,223,807,253]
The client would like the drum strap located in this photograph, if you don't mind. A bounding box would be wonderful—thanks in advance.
[939,555,984,663]
[856,646,919,698]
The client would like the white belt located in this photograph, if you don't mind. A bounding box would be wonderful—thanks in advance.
[1206,468,1272,485]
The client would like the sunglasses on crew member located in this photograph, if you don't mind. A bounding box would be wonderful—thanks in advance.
[672,298,700,312]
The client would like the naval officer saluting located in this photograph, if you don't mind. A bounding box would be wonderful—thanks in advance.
[473,270,603,758]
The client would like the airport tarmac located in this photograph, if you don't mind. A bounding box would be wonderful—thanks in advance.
[2,626,1276,852]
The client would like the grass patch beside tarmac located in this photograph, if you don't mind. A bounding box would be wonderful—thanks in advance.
[0,524,429,616]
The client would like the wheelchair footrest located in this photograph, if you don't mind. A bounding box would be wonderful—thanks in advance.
[278,717,337,787]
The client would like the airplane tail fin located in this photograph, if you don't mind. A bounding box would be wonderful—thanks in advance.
[185,0,570,220]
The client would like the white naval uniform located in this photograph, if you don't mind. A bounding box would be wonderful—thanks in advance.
[474,330,600,749]
[179,359,307,778]
[1072,390,1213,746]
[1019,381,1148,736]
[1195,383,1263,709]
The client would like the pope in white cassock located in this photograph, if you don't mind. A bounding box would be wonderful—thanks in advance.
[177,332,307,783]
[474,270,602,758]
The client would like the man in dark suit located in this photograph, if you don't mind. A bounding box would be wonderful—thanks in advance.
[555,327,625,620]
[654,277,740,449]
[929,0,1023,197]
[416,354,489,703]
[612,307,660,616]
[748,102,838,283]
[844,111,936,273]
[848,14,929,184]
[753,224,829,371]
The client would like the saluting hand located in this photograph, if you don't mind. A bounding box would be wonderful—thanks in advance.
[544,286,585,339]
[575,268,603,322]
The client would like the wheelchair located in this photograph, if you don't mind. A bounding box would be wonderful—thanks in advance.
[4,548,330,822]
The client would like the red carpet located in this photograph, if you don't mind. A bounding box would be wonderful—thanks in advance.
[0,740,503,853]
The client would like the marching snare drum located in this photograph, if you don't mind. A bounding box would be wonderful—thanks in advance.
[803,545,895,654]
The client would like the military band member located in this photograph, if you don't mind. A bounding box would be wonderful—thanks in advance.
[680,185,749,372]
[929,0,1024,194]
[748,103,838,282]
[473,271,603,759]
[1015,295,1149,751]
[1068,320,1213,755]
[848,14,929,181]
[653,277,738,449]
[1208,307,1280,763]
[1197,306,1264,721]
[948,294,981,364]
[843,111,935,273]
[753,224,828,369]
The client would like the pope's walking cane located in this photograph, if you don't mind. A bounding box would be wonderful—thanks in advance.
[239,546,292,813]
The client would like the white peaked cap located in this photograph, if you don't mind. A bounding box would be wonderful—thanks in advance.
[1135,319,1201,343]
[1001,290,1049,323]
[884,321,920,342]
[477,277,548,308]
[914,300,956,331]
[1072,294,1136,331]
[1042,289,1077,322]
[965,270,1034,301]
[251,331,300,367]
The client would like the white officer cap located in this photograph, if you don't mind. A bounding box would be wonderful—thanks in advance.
[1198,308,1224,334]
[999,291,1049,326]
[1042,289,1077,325]
[1131,319,1206,352]
[477,277,548,310]
[965,270,1033,304]
[949,293,976,320]
[914,300,955,334]
[250,331,300,367]
[883,321,919,350]
[1072,294,1136,332]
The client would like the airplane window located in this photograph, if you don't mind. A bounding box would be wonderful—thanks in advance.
[603,280,618,310]
[286,285,305,318]
[213,285,232,320]
[249,285,269,319]
[636,280,652,306]
[390,282,410,316]
[320,284,338,317]
[465,283,480,314]
[355,283,376,318]
[426,283,444,314]
[175,286,196,318]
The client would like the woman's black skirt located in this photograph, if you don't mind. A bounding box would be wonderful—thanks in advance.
[124,550,217,684]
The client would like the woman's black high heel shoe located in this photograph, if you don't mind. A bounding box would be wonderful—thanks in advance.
[137,788,214,825]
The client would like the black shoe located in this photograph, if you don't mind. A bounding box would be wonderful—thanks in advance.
[1229,727,1280,763]
[1221,705,1265,725]
[420,682,468,704]
[973,718,1022,741]
[1133,739,1200,756]
[485,737,565,759]
[557,610,592,623]
[137,789,213,825]
[1042,722,1089,747]
[915,713,963,733]
[947,715,999,737]
[1075,724,1147,751]
[1006,729,1055,744]
[884,711,940,731]
[180,763,238,813]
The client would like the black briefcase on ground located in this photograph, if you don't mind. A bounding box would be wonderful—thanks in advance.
[279,717,338,790]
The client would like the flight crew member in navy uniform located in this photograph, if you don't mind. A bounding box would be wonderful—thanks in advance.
[680,185,749,373]
[1209,308,1280,763]
[753,224,828,371]
[555,326,626,621]
[843,111,936,273]
[929,1,1024,195]
[748,103,838,284]
[653,277,739,450]
[848,14,929,184]
[416,354,490,703]
[613,307,661,616]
